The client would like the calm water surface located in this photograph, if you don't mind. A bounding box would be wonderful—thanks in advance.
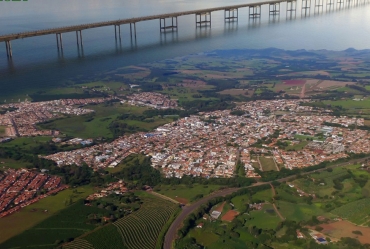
[1,0,370,99]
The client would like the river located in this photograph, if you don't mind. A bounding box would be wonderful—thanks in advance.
[0,0,370,100]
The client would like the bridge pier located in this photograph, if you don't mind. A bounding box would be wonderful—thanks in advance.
[286,0,297,12]
[224,8,238,21]
[160,17,178,32]
[249,5,261,18]
[5,41,12,58]
[269,3,280,15]
[56,33,63,50]
[315,0,324,9]
[327,0,335,5]
[130,23,137,39]
[302,0,311,10]
[76,30,83,48]
[114,25,121,39]
[196,12,211,27]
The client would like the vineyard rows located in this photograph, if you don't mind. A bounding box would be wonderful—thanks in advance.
[63,238,95,249]
[113,198,178,249]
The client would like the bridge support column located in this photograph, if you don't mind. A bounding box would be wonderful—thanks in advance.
[224,8,238,21]
[114,25,121,39]
[327,0,335,5]
[5,41,12,58]
[315,0,324,9]
[76,30,83,49]
[160,17,178,32]
[337,0,344,5]
[196,12,211,27]
[130,23,137,39]
[249,5,261,18]
[56,33,63,50]
[286,0,297,12]
[269,3,280,15]
[302,0,311,10]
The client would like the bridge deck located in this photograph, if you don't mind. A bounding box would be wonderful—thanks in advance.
[0,0,287,42]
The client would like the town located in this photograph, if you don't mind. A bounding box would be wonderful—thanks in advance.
[0,168,66,218]
[41,98,369,179]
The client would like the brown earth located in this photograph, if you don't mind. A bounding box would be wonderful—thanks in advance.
[319,220,370,244]
[174,197,189,204]
[316,80,355,89]
[214,201,226,212]
[221,210,239,222]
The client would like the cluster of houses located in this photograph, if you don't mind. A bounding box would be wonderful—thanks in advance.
[0,169,65,217]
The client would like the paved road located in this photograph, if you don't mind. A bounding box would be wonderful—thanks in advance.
[163,157,370,249]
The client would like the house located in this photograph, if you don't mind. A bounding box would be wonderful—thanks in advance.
[196,223,203,228]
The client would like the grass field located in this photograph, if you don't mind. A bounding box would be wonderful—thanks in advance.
[0,186,95,245]
[0,125,5,136]
[246,204,282,229]
[259,156,278,171]
[276,201,324,222]
[0,136,52,150]
[322,99,370,109]
[0,158,32,169]
[156,184,221,203]
[38,103,172,139]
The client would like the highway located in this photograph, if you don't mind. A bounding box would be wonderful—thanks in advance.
[163,156,369,249]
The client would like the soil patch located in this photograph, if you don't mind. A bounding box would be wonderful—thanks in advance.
[174,197,189,204]
[221,210,239,222]
[214,201,226,212]
[319,220,370,244]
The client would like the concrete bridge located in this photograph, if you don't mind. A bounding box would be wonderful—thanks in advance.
[1,0,368,58]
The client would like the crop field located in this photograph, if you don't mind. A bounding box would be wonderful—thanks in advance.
[259,156,278,171]
[112,197,178,249]
[156,184,221,203]
[0,158,32,169]
[0,199,105,248]
[63,238,95,249]
[0,186,94,245]
[331,198,370,225]
[76,224,124,249]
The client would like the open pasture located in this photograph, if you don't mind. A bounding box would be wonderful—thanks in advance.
[156,184,220,203]
[276,201,324,222]
[259,156,278,171]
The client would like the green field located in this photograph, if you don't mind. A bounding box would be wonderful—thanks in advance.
[0,136,52,150]
[331,198,370,225]
[0,158,32,169]
[276,201,324,222]
[246,204,282,229]
[259,156,278,171]
[38,103,172,139]
[0,125,5,136]
[156,184,221,203]
[322,98,370,110]
[0,186,95,245]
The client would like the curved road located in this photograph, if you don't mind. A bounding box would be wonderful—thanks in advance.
[163,157,370,249]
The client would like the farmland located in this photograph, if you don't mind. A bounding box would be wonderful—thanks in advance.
[331,198,370,225]
[0,198,106,248]
[0,186,94,245]
[65,194,180,249]
[156,184,221,203]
